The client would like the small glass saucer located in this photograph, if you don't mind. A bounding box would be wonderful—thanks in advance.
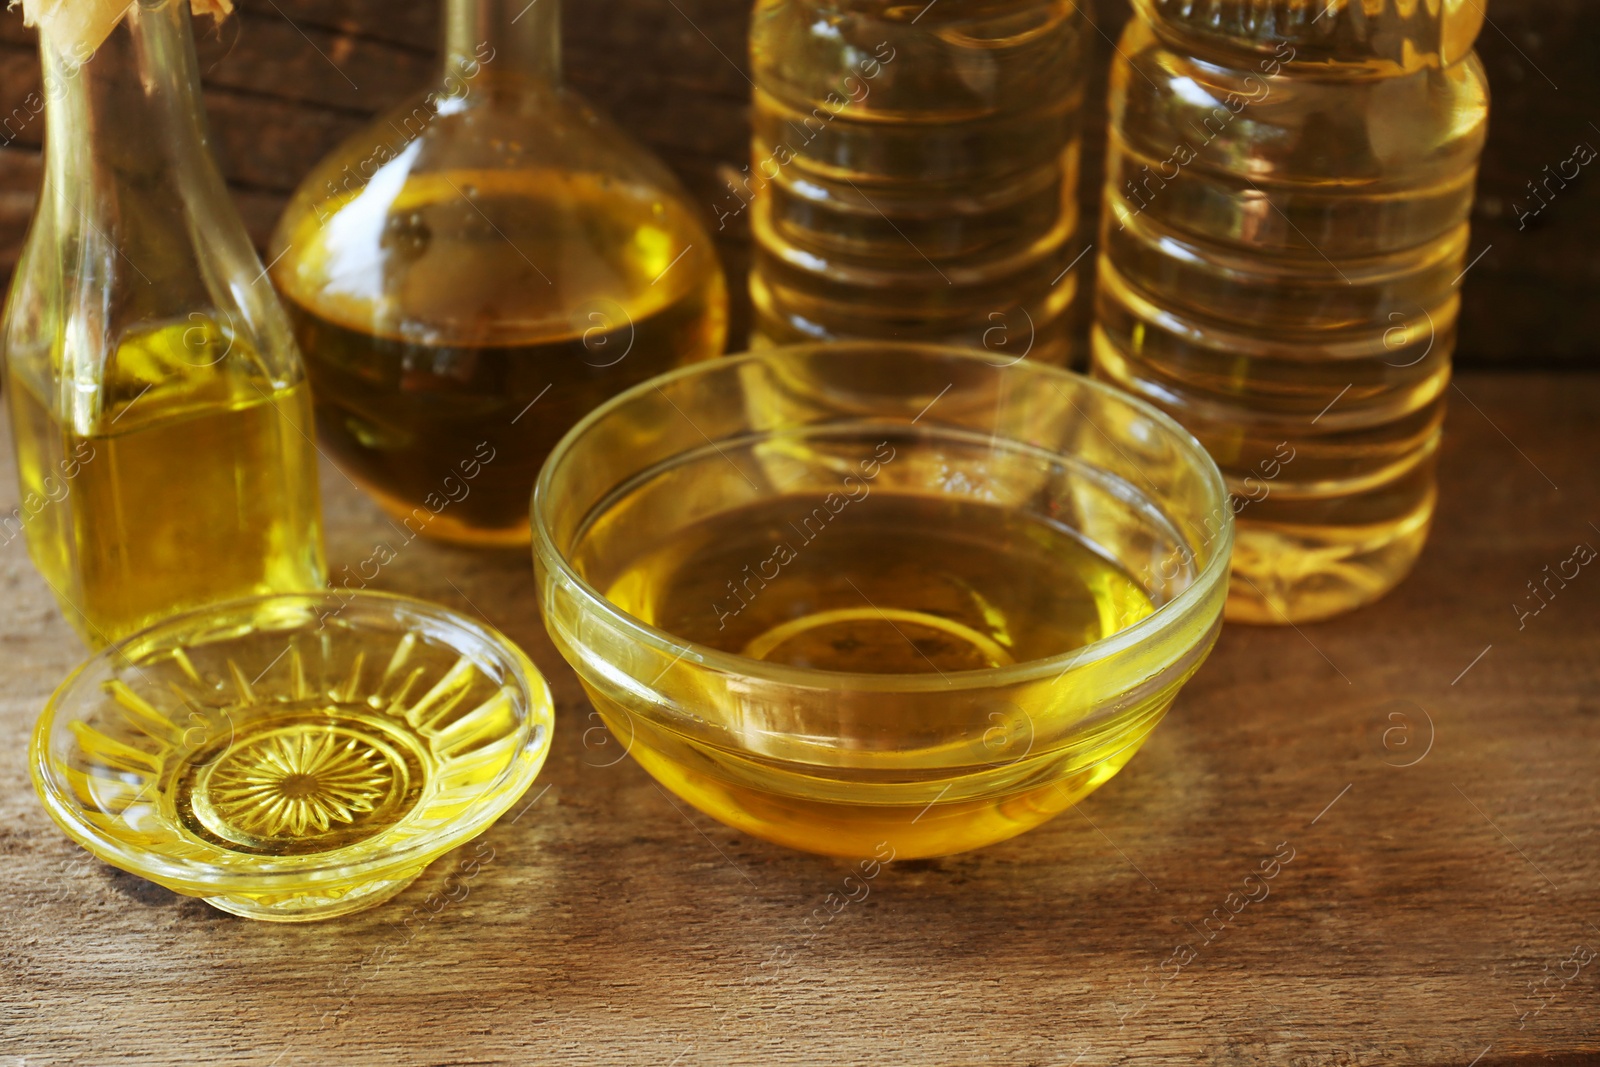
[31,591,553,921]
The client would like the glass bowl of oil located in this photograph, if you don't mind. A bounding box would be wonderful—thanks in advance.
[533,342,1231,859]
[30,591,553,921]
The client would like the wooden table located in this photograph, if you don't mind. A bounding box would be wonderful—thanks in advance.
[1,372,1597,1065]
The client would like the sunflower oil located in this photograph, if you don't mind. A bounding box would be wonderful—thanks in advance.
[747,0,1087,364]
[598,492,1154,669]
[270,0,728,548]
[7,319,325,646]
[1093,0,1489,622]
[273,168,725,546]
[575,489,1159,856]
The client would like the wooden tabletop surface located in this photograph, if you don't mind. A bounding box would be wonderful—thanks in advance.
[1,371,1597,1066]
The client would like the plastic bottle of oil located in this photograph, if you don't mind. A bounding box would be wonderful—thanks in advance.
[1093,0,1488,623]
[270,0,728,548]
[746,0,1087,365]
[3,0,326,648]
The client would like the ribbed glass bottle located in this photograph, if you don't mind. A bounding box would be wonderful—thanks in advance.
[747,0,1087,365]
[1093,0,1489,623]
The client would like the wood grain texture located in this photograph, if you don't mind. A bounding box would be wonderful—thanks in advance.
[1,374,1597,1065]
[0,0,1594,365]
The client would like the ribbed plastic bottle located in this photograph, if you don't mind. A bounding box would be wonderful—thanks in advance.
[1093,0,1489,623]
[746,0,1087,365]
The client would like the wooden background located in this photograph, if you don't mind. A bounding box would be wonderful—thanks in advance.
[0,0,1595,365]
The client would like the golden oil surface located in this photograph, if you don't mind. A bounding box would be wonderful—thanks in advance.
[598,493,1154,672]
[575,491,1163,857]
[8,320,325,647]
[273,167,727,546]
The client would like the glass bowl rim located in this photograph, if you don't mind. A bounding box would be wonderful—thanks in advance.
[30,589,554,890]
[531,342,1233,694]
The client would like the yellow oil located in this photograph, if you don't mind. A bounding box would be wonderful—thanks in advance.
[575,491,1161,857]
[271,167,727,546]
[52,604,548,919]
[1093,2,1488,622]
[8,319,325,646]
[173,702,431,857]
[599,492,1154,669]
[747,0,1086,364]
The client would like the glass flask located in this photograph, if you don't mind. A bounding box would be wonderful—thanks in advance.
[1093,0,1489,623]
[3,0,326,648]
[270,0,729,547]
[746,0,1087,365]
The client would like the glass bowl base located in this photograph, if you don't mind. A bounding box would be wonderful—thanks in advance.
[621,709,1160,860]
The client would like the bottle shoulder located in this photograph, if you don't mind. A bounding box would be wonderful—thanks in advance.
[268,90,725,348]
[1111,17,1489,171]
[1132,0,1484,71]
[272,74,704,249]
[750,0,1086,113]
[5,156,309,427]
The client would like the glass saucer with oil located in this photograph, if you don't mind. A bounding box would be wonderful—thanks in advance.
[30,591,553,921]
[534,342,1232,859]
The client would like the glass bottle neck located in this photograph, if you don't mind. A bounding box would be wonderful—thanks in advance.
[40,0,213,194]
[25,0,301,421]
[443,0,561,84]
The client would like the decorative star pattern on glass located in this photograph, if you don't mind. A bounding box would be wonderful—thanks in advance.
[206,730,398,838]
